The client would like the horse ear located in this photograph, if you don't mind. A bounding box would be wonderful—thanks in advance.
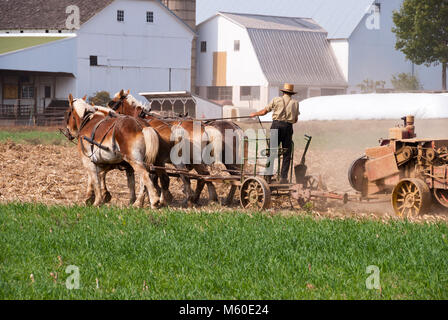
[126,89,130,95]
[82,95,87,101]
[68,94,74,104]
[91,102,95,106]
[119,89,125,98]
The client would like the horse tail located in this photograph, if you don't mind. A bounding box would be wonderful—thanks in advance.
[204,126,224,165]
[142,127,159,166]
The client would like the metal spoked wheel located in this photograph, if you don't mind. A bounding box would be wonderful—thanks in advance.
[433,189,448,210]
[240,177,272,210]
[391,179,431,217]
[348,155,367,192]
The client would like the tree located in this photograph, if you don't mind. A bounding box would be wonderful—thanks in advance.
[88,91,111,106]
[391,72,422,91]
[392,0,448,90]
[357,79,386,93]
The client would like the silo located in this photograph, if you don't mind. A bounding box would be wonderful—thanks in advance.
[162,0,197,93]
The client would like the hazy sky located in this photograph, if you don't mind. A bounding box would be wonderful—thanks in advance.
[196,0,311,23]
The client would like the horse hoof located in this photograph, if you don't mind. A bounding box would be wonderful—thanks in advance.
[104,192,112,204]
[165,193,174,203]
[129,197,137,206]
[85,196,95,206]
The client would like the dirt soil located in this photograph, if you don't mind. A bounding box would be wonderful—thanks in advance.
[1,140,447,223]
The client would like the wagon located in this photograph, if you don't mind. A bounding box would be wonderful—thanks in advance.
[155,131,346,210]
[348,115,448,216]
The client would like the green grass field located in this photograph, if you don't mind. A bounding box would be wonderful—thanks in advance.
[0,128,68,146]
[1,203,447,300]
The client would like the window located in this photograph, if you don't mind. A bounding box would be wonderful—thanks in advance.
[207,86,233,101]
[21,86,35,99]
[90,55,98,66]
[240,86,260,101]
[44,86,51,98]
[234,40,240,52]
[146,11,154,23]
[200,41,207,53]
[117,10,124,22]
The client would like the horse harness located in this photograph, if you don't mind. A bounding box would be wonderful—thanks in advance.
[79,111,128,163]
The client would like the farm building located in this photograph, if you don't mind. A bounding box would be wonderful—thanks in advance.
[139,91,222,119]
[195,12,348,110]
[196,0,445,99]
[0,0,195,125]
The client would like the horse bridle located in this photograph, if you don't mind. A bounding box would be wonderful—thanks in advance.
[108,96,126,112]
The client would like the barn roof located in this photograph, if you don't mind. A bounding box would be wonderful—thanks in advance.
[197,0,375,39]
[0,0,114,30]
[219,12,347,87]
[0,0,195,34]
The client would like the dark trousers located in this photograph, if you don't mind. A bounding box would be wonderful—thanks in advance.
[270,120,293,179]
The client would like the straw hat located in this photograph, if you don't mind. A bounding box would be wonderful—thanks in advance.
[280,83,297,94]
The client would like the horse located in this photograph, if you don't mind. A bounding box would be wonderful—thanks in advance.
[201,120,246,205]
[109,90,222,206]
[64,94,161,208]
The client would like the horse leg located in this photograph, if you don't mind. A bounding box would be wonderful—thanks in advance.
[99,167,112,204]
[194,165,218,204]
[126,166,136,205]
[151,173,161,199]
[85,172,95,205]
[131,162,160,209]
[156,171,172,206]
[81,157,104,206]
[192,178,206,204]
[160,172,173,204]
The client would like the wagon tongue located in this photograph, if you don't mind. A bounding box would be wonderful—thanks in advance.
[295,135,312,184]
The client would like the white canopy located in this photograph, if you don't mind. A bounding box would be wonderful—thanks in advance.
[260,93,448,121]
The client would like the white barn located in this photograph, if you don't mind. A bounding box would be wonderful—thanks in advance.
[196,0,445,96]
[0,0,195,122]
[196,12,347,110]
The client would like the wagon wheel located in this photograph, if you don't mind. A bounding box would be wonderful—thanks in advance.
[240,177,271,210]
[348,156,367,192]
[391,179,431,217]
[432,189,448,210]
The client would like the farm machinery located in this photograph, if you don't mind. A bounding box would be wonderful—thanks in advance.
[236,114,448,216]
[348,115,448,216]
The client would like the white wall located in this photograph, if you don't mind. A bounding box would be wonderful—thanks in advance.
[195,96,222,119]
[75,0,194,100]
[330,39,349,81]
[196,15,268,108]
[348,0,443,92]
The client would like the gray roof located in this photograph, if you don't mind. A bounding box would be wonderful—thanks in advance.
[197,0,375,39]
[221,13,347,87]
[0,0,114,30]
[0,0,195,34]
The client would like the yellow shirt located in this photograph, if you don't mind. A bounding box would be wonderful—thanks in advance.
[264,95,300,124]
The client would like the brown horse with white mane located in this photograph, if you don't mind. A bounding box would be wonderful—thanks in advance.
[64,94,161,208]
[110,90,222,206]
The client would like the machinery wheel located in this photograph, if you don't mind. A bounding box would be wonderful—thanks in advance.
[348,156,367,192]
[391,179,431,217]
[240,177,271,210]
[432,189,448,210]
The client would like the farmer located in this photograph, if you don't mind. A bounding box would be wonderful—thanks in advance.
[250,83,300,184]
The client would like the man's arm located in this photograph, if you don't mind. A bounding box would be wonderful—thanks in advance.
[250,99,275,118]
[250,108,269,118]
